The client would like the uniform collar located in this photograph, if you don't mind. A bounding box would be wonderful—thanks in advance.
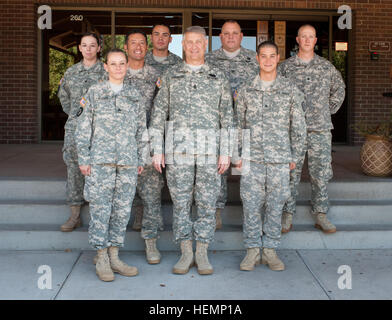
[214,46,253,62]
[126,64,149,79]
[293,53,321,67]
[78,59,103,73]
[101,81,141,99]
[249,73,284,92]
[177,61,212,74]
[104,80,117,96]
[146,51,179,63]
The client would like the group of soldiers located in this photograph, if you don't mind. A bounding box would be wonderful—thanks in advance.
[58,21,345,282]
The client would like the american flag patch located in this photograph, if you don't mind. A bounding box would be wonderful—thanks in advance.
[233,89,238,101]
[156,77,161,88]
[80,97,86,108]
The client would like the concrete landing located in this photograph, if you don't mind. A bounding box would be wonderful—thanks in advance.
[1,143,391,182]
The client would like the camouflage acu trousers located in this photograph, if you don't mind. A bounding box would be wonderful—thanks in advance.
[216,170,228,209]
[240,161,290,249]
[166,155,221,244]
[63,130,84,206]
[88,164,138,250]
[137,164,164,239]
[283,130,333,215]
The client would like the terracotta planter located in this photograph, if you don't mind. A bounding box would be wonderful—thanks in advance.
[360,135,392,177]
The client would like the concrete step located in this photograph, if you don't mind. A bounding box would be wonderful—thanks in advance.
[1,224,392,250]
[1,178,392,202]
[0,179,66,201]
[1,200,392,227]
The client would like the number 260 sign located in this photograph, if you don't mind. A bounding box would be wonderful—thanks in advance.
[70,15,84,22]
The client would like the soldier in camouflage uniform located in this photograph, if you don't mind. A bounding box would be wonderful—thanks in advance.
[205,20,259,229]
[57,33,106,232]
[144,24,183,75]
[235,41,306,272]
[123,30,164,264]
[150,26,234,275]
[144,24,182,244]
[76,49,147,282]
[278,25,346,234]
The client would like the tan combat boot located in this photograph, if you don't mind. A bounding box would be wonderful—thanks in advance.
[195,241,213,275]
[145,238,161,264]
[173,240,194,274]
[60,205,82,232]
[240,248,261,271]
[132,206,143,231]
[95,248,115,282]
[261,248,285,271]
[108,246,138,277]
[215,208,222,230]
[314,213,337,233]
[281,212,293,233]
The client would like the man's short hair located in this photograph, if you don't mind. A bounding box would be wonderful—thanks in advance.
[125,29,148,44]
[257,40,279,55]
[105,48,128,63]
[152,24,171,35]
[184,26,206,37]
[297,24,317,37]
[221,20,242,32]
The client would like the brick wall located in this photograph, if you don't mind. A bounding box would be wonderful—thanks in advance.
[0,1,38,144]
[0,0,391,144]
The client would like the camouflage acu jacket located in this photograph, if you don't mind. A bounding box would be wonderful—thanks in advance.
[236,74,307,164]
[144,51,183,76]
[58,60,106,131]
[278,54,346,131]
[124,65,159,125]
[149,62,234,158]
[76,81,148,167]
[205,46,259,95]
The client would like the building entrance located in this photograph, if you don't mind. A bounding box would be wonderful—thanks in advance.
[40,9,182,141]
[39,8,350,143]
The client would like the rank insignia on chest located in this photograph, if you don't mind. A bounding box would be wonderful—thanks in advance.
[156,77,161,88]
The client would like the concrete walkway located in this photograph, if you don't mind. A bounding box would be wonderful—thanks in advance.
[0,249,391,300]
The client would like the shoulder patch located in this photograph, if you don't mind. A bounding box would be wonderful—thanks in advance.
[80,97,87,108]
[233,89,238,101]
[57,77,65,92]
[76,107,84,117]
[156,77,161,88]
